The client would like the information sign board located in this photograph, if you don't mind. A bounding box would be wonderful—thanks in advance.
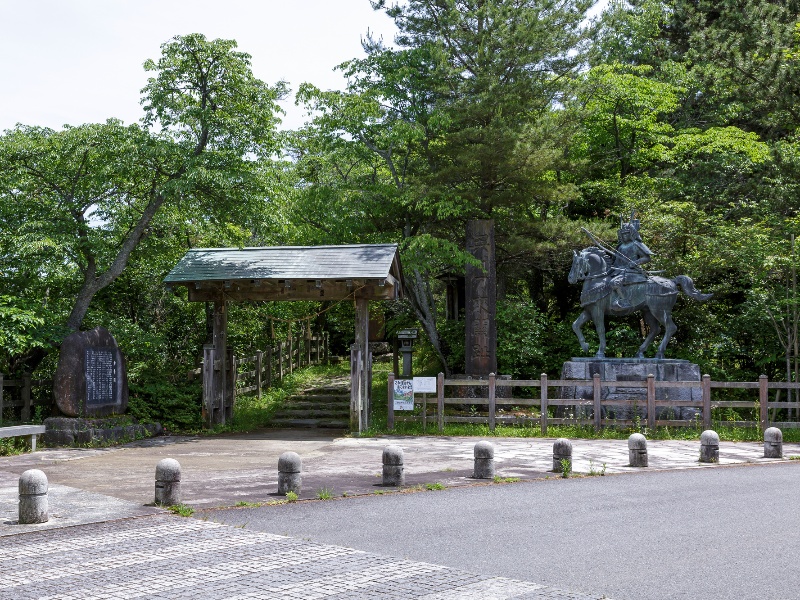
[393,379,414,410]
[413,377,437,394]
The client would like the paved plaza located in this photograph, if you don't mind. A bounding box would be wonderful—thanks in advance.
[1,431,798,599]
[1,514,609,600]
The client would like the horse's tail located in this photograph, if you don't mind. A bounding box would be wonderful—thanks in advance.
[674,275,713,302]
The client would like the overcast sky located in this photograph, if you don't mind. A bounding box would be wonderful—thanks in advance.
[0,0,399,132]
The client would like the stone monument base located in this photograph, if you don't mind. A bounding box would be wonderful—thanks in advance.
[43,417,162,447]
[560,358,701,421]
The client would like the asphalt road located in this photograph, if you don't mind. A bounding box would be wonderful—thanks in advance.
[200,462,800,600]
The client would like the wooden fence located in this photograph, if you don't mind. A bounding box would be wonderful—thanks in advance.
[228,332,330,399]
[0,373,52,424]
[388,373,800,434]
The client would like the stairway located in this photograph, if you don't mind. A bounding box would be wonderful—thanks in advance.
[269,375,350,429]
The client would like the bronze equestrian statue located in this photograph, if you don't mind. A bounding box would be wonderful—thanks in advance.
[568,214,712,359]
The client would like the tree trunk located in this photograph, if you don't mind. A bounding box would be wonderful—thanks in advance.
[66,193,167,333]
[404,268,450,377]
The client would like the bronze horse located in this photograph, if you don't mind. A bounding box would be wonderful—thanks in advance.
[568,246,712,359]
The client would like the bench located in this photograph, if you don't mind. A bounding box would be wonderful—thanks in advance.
[0,425,46,451]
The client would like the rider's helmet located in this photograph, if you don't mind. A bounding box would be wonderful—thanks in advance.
[618,212,642,243]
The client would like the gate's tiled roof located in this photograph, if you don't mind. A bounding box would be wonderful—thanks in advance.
[164,244,401,282]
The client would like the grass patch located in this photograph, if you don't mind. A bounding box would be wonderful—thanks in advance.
[424,482,445,491]
[167,504,195,517]
[586,460,607,476]
[316,487,334,500]
[493,476,521,484]
[0,437,30,456]
[285,491,298,502]
[234,501,263,508]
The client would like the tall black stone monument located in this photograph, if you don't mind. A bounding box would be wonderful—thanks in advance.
[465,219,497,377]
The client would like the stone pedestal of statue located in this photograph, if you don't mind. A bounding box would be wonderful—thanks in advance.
[560,358,701,421]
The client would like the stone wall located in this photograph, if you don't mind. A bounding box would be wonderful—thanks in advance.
[42,417,162,447]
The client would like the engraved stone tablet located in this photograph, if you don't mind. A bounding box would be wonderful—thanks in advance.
[465,219,497,377]
[85,348,117,406]
[53,327,128,417]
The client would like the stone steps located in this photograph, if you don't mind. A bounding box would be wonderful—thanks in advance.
[291,394,350,403]
[269,418,349,429]
[277,408,349,418]
[279,401,349,411]
[299,386,349,395]
[269,377,350,430]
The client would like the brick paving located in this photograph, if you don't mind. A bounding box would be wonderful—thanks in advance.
[0,514,610,600]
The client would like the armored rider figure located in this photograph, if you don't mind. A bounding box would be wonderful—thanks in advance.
[609,214,652,311]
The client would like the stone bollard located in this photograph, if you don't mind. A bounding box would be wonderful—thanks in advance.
[764,427,783,459]
[278,452,302,495]
[628,433,648,467]
[19,469,48,524]
[382,445,404,486]
[155,458,182,506]
[553,438,572,474]
[700,430,720,463]
[473,441,495,479]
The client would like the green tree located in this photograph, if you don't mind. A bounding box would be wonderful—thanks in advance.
[292,1,593,373]
[0,34,285,373]
[668,0,800,139]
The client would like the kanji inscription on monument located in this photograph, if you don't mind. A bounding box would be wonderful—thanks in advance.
[465,219,497,375]
[85,348,118,406]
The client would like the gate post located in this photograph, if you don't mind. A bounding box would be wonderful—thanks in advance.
[211,300,228,426]
[255,350,262,400]
[387,372,395,431]
[354,297,370,432]
[540,373,548,435]
[350,346,361,432]
[265,345,273,389]
[202,344,215,427]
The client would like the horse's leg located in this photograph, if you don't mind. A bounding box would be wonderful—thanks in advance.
[591,304,607,358]
[655,312,677,359]
[572,310,591,354]
[652,298,678,359]
[636,309,661,358]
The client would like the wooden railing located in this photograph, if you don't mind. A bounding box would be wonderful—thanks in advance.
[0,373,53,423]
[388,373,800,434]
[233,332,330,399]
